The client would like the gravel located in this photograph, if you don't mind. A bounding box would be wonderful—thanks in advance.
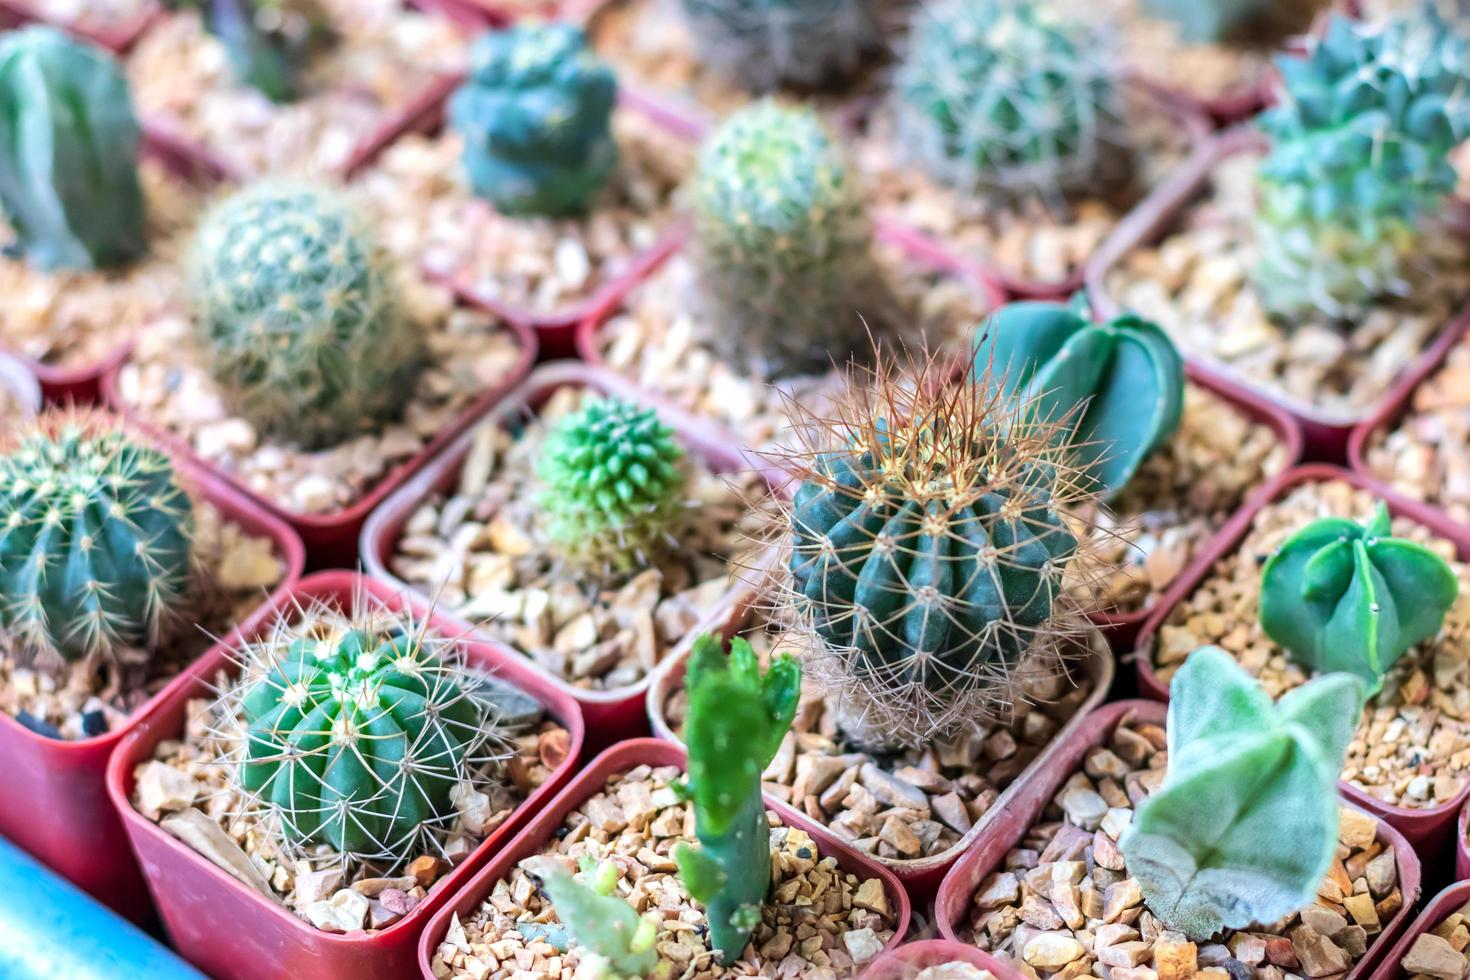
[1364,340,1470,525]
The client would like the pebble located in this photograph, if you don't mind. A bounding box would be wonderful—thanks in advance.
[303,889,371,934]
[1402,931,1469,980]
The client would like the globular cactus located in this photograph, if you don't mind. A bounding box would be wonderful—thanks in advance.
[1141,0,1329,45]
[536,397,688,573]
[0,410,194,663]
[187,182,423,450]
[1260,501,1458,690]
[673,633,801,962]
[525,855,664,980]
[1120,646,1366,941]
[175,0,335,104]
[679,0,882,92]
[0,27,147,272]
[448,23,618,218]
[974,297,1185,499]
[893,0,1129,202]
[1253,9,1470,321]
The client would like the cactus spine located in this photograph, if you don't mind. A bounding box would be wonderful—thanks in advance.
[525,855,664,979]
[679,0,883,92]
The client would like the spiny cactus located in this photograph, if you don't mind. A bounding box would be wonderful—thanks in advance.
[0,27,146,272]
[525,855,664,980]
[449,23,618,218]
[679,0,883,92]
[187,182,423,450]
[173,0,334,103]
[1253,9,1470,321]
[975,297,1185,499]
[1120,646,1366,941]
[673,633,800,962]
[893,0,1129,202]
[1142,0,1329,45]
[1260,501,1459,691]
[0,410,194,663]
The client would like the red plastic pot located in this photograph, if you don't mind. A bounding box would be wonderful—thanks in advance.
[0,352,42,417]
[105,570,586,980]
[0,456,305,922]
[416,737,913,979]
[0,0,161,52]
[1460,799,1469,881]
[861,939,1011,979]
[1133,463,1470,863]
[1370,881,1470,980]
[935,700,1423,980]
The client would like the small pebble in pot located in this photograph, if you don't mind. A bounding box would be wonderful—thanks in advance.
[81,710,108,738]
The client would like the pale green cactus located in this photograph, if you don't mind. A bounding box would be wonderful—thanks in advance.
[525,855,665,979]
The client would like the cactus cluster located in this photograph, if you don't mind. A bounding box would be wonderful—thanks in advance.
[0,27,147,273]
[186,182,423,450]
[1142,0,1328,45]
[525,855,663,980]
[176,0,335,104]
[449,23,618,218]
[679,0,883,92]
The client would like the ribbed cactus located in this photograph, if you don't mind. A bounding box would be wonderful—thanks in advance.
[187,182,423,450]
[1142,0,1328,44]
[673,633,800,962]
[1253,9,1470,321]
[0,410,194,663]
[893,0,1128,201]
[448,23,618,218]
[525,855,663,979]
[975,297,1186,499]
[679,0,882,92]
[0,27,146,272]
[1120,647,1366,941]
[175,0,334,103]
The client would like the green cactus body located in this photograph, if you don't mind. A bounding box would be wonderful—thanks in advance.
[1141,0,1328,45]
[1119,646,1366,940]
[526,856,661,978]
[1259,501,1459,690]
[1253,10,1470,321]
[0,411,194,663]
[0,27,147,272]
[679,0,882,92]
[182,0,334,103]
[893,0,1128,201]
[673,634,800,962]
[448,24,618,218]
[187,183,422,450]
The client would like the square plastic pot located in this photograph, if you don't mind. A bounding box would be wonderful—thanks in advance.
[0,352,41,417]
[1369,881,1470,980]
[104,570,587,980]
[861,939,1013,980]
[0,455,306,922]
[934,700,1423,980]
[415,737,913,979]
[1461,800,1469,881]
[0,0,161,52]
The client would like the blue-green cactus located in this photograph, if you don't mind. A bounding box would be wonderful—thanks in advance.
[679,0,882,92]
[525,855,662,979]
[1142,0,1328,44]
[176,0,334,103]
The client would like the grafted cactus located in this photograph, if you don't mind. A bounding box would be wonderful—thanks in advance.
[1120,647,1366,940]
[1142,0,1328,45]
[525,855,663,979]
[449,23,618,218]
[0,27,146,272]
[679,0,882,92]
[173,0,334,103]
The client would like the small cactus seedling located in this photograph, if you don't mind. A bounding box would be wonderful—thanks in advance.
[187,182,423,450]
[1141,0,1328,45]
[673,633,801,962]
[449,23,618,218]
[1120,646,1366,941]
[173,0,335,103]
[679,0,882,92]
[1260,501,1459,690]
[524,855,664,979]
[0,27,147,272]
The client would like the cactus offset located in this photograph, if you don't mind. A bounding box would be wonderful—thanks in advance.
[174,0,334,103]
[1142,0,1329,45]
[679,0,882,92]
[525,855,663,979]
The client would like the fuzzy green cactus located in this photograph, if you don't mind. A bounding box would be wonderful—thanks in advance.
[1120,646,1366,940]
[448,23,618,218]
[525,855,663,979]
[1253,9,1470,321]
[0,411,193,663]
[173,0,334,103]
[187,182,422,450]
[1260,502,1458,690]
[0,27,146,272]
[679,0,882,92]
[673,634,800,962]
[893,0,1128,201]
[1141,0,1328,45]
[974,297,1185,498]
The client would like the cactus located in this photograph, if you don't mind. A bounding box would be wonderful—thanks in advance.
[1141,0,1329,45]
[448,23,618,218]
[1260,501,1458,691]
[172,0,334,103]
[525,855,663,979]
[679,0,882,92]
[0,27,146,272]
[673,633,801,962]
[1119,646,1366,940]
[974,297,1185,499]
[187,182,423,450]
[892,0,1129,202]
[0,410,194,663]
[1253,9,1470,321]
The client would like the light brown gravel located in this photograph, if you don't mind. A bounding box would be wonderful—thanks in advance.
[1400,900,1470,980]
[915,966,995,980]
[1105,0,1273,103]
[1364,340,1470,525]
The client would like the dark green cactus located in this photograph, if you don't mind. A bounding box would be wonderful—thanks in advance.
[0,410,193,663]
[1141,0,1328,45]
[448,23,618,218]
[679,0,882,92]
[673,633,800,962]
[0,27,147,272]
[525,855,662,979]
[1259,501,1459,690]
[171,0,334,104]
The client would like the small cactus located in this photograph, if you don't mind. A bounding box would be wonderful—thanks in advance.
[679,0,883,92]
[0,410,194,663]
[449,23,618,218]
[525,855,663,979]
[187,182,423,450]
[0,27,147,272]
[176,0,335,103]
[1141,0,1328,45]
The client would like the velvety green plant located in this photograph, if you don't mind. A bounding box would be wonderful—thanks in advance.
[1141,0,1328,45]
[448,23,618,218]
[1260,501,1458,690]
[187,182,422,450]
[525,855,664,979]
[673,634,800,962]
[0,26,147,272]
[1119,646,1366,940]
[1253,9,1470,321]
[679,0,882,92]
[172,0,334,103]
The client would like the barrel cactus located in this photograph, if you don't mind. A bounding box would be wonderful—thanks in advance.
[0,27,147,272]
[175,0,334,103]
[679,0,882,92]
[1142,0,1328,44]
[187,182,423,450]
[448,23,618,218]
[0,410,194,663]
